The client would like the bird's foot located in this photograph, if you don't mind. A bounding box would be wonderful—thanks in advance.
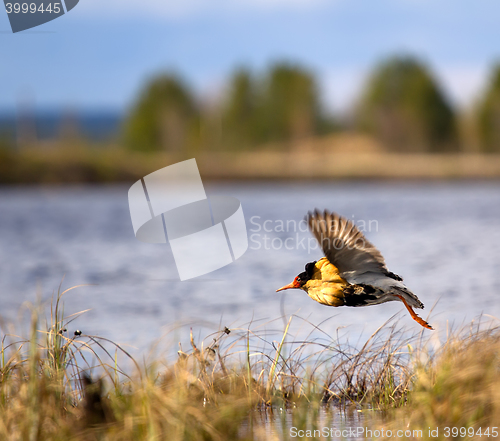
[395,295,434,330]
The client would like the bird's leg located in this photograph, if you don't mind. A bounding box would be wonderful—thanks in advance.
[395,295,434,330]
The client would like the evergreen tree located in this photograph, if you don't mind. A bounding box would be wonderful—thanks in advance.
[221,68,257,148]
[257,63,321,144]
[358,56,457,152]
[478,64,500,153]
[124,75,198,152]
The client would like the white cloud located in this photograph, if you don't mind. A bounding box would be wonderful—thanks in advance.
[321,63,490,115]
[434,64,489,109]
[321,67,369,114]
[78,0,327,19]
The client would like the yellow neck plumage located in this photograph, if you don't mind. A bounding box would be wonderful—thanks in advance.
[302,258,347,307]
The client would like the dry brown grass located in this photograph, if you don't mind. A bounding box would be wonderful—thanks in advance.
[387,321,500,440]
[3,137,500,184]
[1,288,500,440]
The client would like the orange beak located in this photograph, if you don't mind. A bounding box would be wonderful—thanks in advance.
[276,279,301,292]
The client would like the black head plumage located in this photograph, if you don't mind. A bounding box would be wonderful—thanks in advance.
[305,261,316,278]
[296,261,317,285]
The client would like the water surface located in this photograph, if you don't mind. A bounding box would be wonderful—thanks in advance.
[1,181,499,357]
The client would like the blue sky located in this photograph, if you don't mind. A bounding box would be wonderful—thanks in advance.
[1,0,499,114]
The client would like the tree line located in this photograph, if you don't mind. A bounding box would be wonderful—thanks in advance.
[124,56,500,154]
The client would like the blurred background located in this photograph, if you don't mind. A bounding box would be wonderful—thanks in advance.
[1,0,500,355]
[1,0,500,180]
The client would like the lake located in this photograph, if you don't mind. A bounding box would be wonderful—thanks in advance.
[1,181,499,360]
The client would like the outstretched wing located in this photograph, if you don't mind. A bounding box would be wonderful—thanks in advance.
[307,210,390,282]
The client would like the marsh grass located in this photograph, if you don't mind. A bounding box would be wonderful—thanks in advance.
[389,320,500,439]
[1,288,499,440]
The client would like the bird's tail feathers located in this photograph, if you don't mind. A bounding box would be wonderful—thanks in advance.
[392,287,424,309]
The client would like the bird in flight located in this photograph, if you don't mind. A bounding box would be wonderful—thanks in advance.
[276,210,433,330]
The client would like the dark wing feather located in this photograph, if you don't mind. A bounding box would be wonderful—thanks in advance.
[307,210,388,279]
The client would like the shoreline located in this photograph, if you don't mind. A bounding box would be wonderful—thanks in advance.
[2,147,500,183]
